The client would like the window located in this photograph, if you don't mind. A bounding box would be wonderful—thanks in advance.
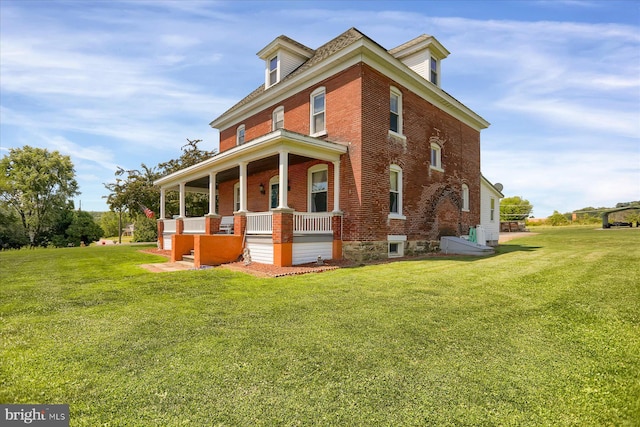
[389,165,404,219]
[310,87,326,135]
[390,87,402,134]
[269,55,278,86]
[388,235,406,258]
[272,106,284,130]
[308,164,328,212]
[462,184,469,212]
[236,125,245,145]
[269,175,279,209]
[234,182,240,212]
[430,143,442,171]
[490,198,496,221]
[430,57,438,85]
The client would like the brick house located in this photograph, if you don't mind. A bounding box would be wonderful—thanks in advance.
[154,28,490,267]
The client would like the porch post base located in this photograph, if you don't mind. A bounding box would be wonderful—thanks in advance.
[273,242,293,267]
[205,214,221,235]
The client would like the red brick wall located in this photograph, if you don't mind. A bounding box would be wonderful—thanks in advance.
[215,61,481,245]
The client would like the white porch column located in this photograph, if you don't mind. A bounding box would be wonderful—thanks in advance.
[238,161,248,212]
[208,172,217,215]
[278,150,289,209]
[332,160,341,213]
[160,188,166,219]
[179,182,186,218]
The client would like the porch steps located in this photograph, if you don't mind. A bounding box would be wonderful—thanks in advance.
[181,250,195,263]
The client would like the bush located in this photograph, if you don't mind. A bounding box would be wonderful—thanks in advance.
[132,215,157,242]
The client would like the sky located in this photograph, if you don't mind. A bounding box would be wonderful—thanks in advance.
[1,0,639,218]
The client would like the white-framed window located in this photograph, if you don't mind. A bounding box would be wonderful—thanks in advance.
[490,198,496,221]
[388,235,406,258]
[269,55,278,86]
[269,175,279,209]
[462,183,469,212]
[430,57,438,86]
[233,182,240,212]
[272,106,284,130]
[310,87,326,136]
[236,124,245,145]
[390,86,402,135]
[308,164,328,212]
[389,164,405,219]
[430,142,443,171]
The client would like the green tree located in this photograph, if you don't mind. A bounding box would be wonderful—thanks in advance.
[66,211,104,245]
[0,204,29,249]
[132,215,158,242]
[100,211,133,238]
[0,146,79,247]
[500,196,533,221]
[548,210,570,226]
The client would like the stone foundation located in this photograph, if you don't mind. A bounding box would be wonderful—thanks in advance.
[342,239,440,263]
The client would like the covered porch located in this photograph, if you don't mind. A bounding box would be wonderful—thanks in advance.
[154,129,348,267]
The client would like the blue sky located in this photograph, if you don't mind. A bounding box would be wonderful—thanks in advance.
[1,0,638,217]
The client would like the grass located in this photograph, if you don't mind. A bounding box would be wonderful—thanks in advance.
[1,227,639,426]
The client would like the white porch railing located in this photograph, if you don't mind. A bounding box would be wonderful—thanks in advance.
[163,219,176,233]
[246,212,273,234]
[294,212,333,234]
[183,217,206,233]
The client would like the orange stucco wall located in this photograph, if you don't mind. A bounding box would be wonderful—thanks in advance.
[171,234,194,262]
[194,235,243,267]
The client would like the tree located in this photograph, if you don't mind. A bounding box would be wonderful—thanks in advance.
[0,146,79,247]
[66,211,104,246]
[500,196,533,221]
[548,210,570,226]
[0,204,29,249]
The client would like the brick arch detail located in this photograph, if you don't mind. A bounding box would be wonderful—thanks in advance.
[423,184,463,240]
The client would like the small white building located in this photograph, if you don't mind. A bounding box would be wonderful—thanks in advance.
[480,175,504,246]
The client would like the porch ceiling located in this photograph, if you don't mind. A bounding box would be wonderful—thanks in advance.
[155,129,348,190]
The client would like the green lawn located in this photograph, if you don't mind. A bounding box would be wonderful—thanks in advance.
[1,227,639,426]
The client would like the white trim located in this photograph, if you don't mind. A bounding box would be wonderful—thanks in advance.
[308,163,329,213]
[236,124,245,146]
[389,164,405,220]
[462,183,470,212]
[387,234,406,258]
[210,36,489,133]
[390,86,403,135]
[430,142,443,171]
[272,106,284,130]
[154,129,347,189]
[310,86,326,135]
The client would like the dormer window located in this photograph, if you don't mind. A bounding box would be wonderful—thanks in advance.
[268,55,278,86]
[430,57,438,86]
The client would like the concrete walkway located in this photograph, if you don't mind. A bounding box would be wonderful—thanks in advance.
[139,261,194,272]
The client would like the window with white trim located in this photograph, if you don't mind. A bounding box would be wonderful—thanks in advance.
[389,164,404,219]
[430,57,438,86]
[430,143,442,171]
[462,184,469,212]
[236,125,245,145]
[233,182,240,212]
[388,235,406,258]
[310,87,326,135]
[308,164,328,212]
[268,55,278,86]
[390,87,402,134]
[269,175,279,209]
[272,106,284,130]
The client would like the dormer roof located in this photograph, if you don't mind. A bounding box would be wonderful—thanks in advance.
[388,34,450,60]
[211,28,489,132]
[257,35,315,61]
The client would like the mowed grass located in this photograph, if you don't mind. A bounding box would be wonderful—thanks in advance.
[1,227,638,426]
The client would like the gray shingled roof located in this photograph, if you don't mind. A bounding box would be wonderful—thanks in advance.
[212,28,366,123]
